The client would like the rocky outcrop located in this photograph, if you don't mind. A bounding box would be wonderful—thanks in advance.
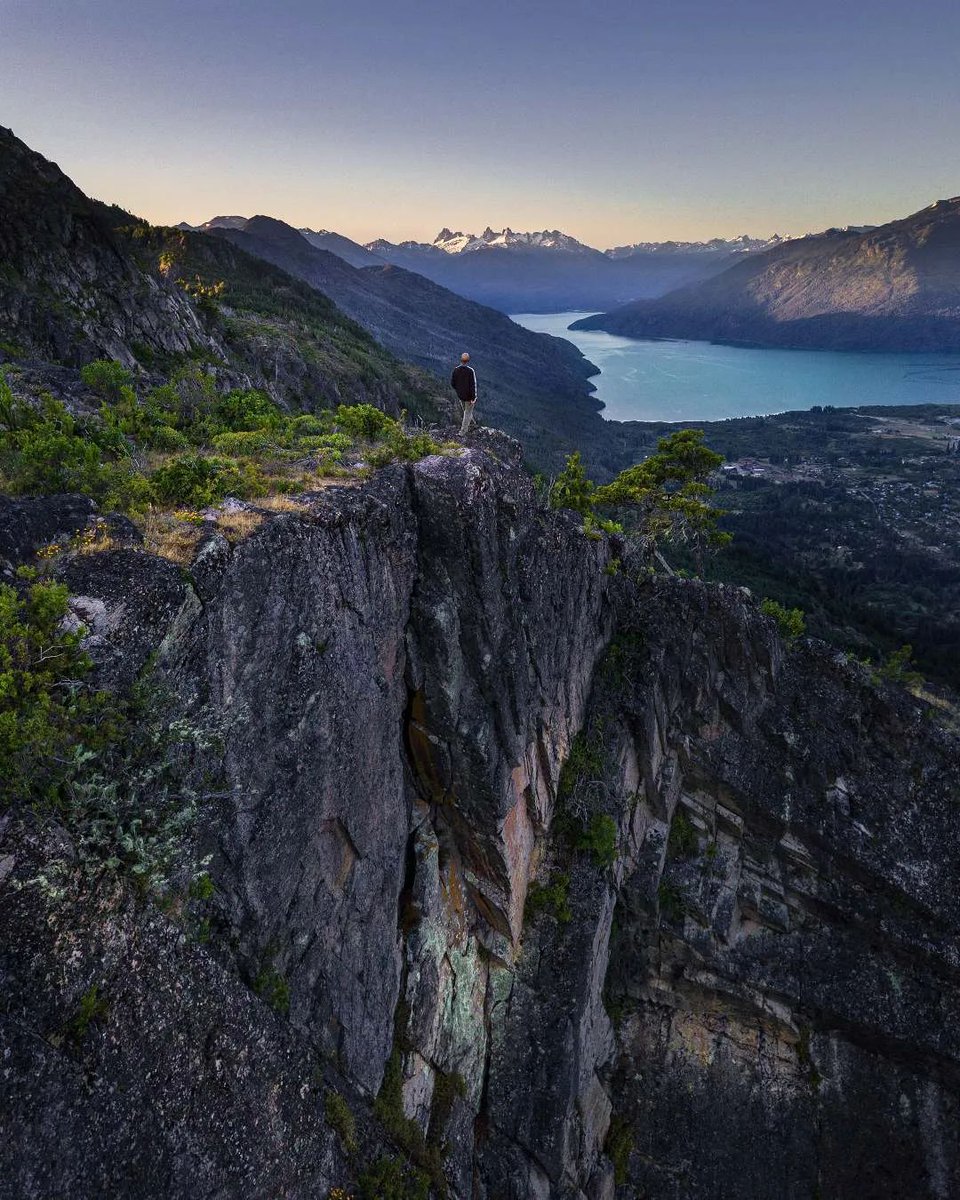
[2,435,959,1198]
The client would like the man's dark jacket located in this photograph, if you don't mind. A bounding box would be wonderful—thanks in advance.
[451,363,477,403]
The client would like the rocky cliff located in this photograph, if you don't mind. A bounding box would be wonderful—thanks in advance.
[3,434,959,1199]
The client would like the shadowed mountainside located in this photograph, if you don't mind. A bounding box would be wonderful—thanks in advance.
[0,126,443,419]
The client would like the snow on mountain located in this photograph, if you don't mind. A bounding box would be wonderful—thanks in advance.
[431,226,598,255]
[197,215,251,232]
[605,234,786,259]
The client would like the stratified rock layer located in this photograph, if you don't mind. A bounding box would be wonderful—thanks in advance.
[2,435,959,1199]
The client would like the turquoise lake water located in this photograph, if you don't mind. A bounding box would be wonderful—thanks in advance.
[511,311,960,423]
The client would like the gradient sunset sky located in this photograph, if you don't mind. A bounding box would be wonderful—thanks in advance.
[2,0,958,247]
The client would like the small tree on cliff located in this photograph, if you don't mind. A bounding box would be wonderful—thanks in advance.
[549,450,594,516]
[551,429,730,572]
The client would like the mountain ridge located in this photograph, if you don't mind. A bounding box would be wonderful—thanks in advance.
[573,198,960,350]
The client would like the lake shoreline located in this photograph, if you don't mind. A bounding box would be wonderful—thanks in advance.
[511,312,960,424]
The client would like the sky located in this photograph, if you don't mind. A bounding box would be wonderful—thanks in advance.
[1,0,959,248]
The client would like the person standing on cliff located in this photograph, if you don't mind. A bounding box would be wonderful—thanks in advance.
[451,352,478,436]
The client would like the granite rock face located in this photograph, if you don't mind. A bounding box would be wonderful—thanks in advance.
[2,436,959,1199]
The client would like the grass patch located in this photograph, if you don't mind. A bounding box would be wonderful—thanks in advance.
[605,1114,634,1186]
[325,1089,358,1156]
[141,509,207,563]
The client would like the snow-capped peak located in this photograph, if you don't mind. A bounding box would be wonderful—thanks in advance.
[432,227,595,254]
[604,234,787,259]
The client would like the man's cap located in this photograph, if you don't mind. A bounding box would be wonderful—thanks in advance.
[460,352,470,362]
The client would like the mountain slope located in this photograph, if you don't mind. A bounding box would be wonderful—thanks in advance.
[297,226,386,267]
[574,200,960,350]
[0,127,442,417]
[195,215,605,458]
[0,127,214,367]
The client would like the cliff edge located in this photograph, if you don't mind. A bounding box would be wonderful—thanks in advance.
[2,435,959,1199]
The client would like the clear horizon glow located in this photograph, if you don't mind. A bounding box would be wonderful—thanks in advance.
[1,0,958,248]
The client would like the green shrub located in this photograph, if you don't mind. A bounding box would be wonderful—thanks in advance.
[0,385,107,496]
[149,455,221,507]
[760,598,806,641]
[215,388,280,432]
[100,461,155,516]
[357,1156,430,1200]
[290,412,335,437]
[145,424,189,452]
[575,813,618,868]
[254,959,291,1015]
[211,430,275,457]
[0,580,103,806]
[374,1048,447,1194]
[557,732,605,802]
[658,881,686,922]
[550,451,594,516]
[3,605,219,902]
[64,983,110,1044]
[526,872,572,924]
[31,707,218,902]
[873,644,923,688]
[392,430,440,461]
[189,872,215,901]
[80,359,133,402]
[294,432,354,459]
[149,454,267,507]
[335,403,396,440]
[668,808,697,858]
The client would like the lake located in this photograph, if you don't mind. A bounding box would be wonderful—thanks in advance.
[511,311,960,423]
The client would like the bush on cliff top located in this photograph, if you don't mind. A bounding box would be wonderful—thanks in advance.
[760,597,806,641]
[0,365,445,517]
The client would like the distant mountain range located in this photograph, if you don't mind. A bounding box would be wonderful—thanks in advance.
[605,234,788,259]
[180,219,789,315]
[573,205,960,351]
[358,227,765,313]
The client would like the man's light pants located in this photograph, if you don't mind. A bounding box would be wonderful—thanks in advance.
[460,400,477,435]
